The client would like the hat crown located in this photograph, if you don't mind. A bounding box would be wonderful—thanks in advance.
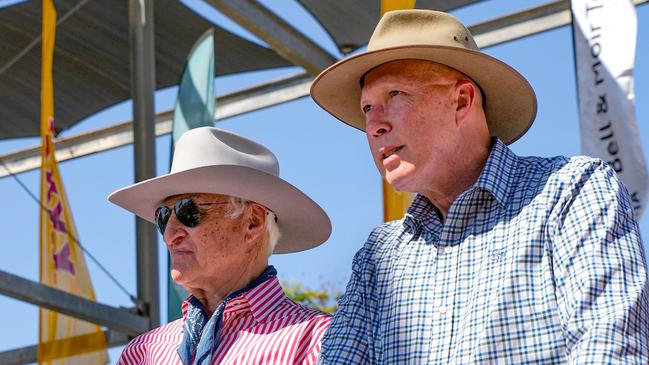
[368,10,478,52]
[108,126,331,253]
[171,127,279,177]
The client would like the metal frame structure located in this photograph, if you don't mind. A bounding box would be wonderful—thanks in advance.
[5,0,648,179]
[0,0,647,363]
[129,0,160,330]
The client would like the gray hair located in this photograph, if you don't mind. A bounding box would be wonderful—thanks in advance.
[226,196,281,256]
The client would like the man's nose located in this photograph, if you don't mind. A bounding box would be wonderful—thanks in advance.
[163,213,187,246]
[365,106,392,137]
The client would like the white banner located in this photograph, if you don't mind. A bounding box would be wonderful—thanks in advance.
[571,0,647,217]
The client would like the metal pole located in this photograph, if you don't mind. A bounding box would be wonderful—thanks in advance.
[129,0,159,328]
[0,270,149,336]
[205,0,337,75]
[0,330,130,365]
[0,72,312,178]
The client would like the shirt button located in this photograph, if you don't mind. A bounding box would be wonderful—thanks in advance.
[438,306,448,314]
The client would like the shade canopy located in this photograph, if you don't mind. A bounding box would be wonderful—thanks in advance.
[297,0,483,53]
[0,0,291,140]
[0,0,483,140]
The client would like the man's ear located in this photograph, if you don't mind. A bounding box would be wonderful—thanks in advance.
[245,203,267,243]
[454,80,477,125]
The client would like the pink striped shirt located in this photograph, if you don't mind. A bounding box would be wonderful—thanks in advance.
[117,276,332,364]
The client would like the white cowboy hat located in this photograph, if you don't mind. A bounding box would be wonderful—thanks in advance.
[108,127,331,254]
[310,9,537,144]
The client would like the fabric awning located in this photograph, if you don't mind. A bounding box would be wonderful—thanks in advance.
[0,0,292,139]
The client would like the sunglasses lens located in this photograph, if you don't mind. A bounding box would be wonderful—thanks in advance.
[175,199,201,228]
[154,206,171,235]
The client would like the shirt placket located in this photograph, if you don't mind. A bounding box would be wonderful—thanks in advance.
[432,238,460,363]
[427,197,469,365]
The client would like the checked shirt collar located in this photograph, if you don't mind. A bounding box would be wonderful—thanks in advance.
[177,265,282,365]
[403,138,518,238]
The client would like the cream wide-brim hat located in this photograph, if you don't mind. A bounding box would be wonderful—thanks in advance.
[108,127,331,254]
[311,9,537,144]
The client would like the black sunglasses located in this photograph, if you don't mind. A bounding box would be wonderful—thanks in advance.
[154,198,230,235]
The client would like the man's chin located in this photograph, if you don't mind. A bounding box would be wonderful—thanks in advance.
[170,269,189,285]
[385,174,410,192]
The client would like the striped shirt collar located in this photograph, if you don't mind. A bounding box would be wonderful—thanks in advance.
[177,266,283,364]
[219,272,285,323]
[180,265,284,324]
[404,139,518,230]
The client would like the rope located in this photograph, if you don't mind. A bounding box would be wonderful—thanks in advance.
[0,157,137,304]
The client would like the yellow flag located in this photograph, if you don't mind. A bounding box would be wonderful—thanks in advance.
[380,0,416,222]
[383,180,414,221]
[38,1,109,363]
[381,0,416,15]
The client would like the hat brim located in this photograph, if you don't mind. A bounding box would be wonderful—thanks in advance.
[108,165,331,254]
[311,45,537,144]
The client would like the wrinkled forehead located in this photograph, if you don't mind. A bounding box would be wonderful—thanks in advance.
[162,192,229,206]
[361,59,462,87]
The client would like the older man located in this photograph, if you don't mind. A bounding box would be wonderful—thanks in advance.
[311,9,649,364]
[109,127,332,364]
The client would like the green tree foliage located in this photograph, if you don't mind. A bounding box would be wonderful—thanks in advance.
[282,281,341,313]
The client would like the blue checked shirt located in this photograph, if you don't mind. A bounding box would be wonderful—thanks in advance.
[320,139,649,364]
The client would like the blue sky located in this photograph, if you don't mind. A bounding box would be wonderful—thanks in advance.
[1,0,648,363]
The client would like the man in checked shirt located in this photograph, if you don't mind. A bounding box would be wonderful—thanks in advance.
[108,127,332,364]
[311,9,649,364]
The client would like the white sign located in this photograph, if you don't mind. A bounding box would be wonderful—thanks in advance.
[571,0,647,217]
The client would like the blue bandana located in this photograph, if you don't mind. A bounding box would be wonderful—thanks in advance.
[177,266,277,365]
